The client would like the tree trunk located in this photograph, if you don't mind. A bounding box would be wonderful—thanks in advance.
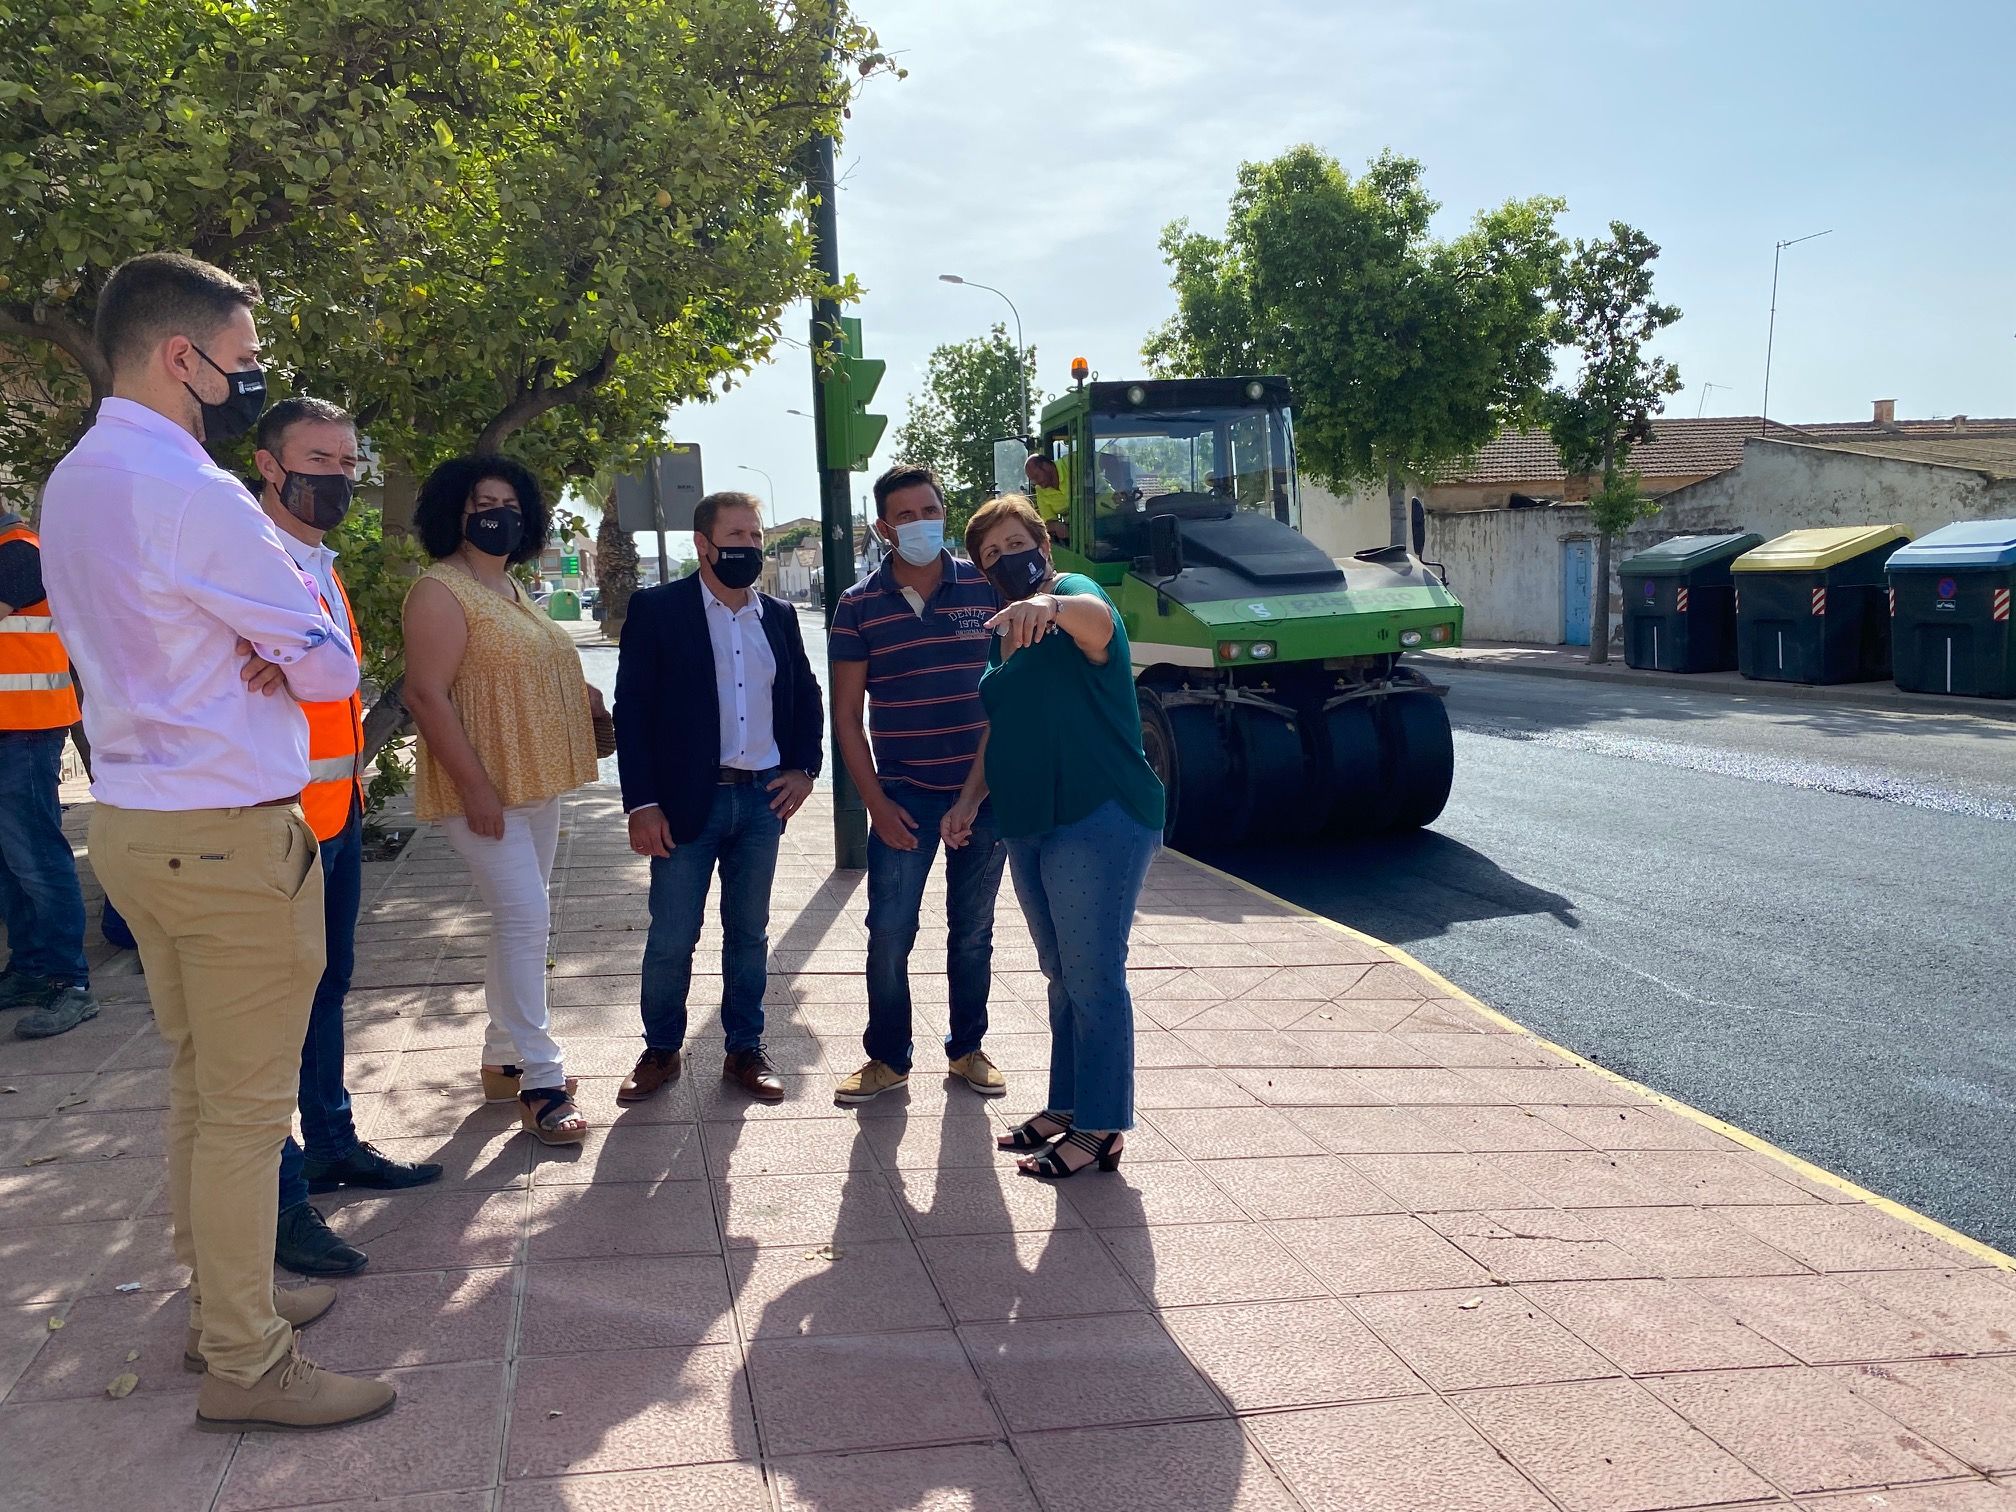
[594,482,640,641]
[1589,529,1612,665]
[1386,465,1406,548]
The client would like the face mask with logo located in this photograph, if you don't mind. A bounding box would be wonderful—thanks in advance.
[186,346,267,444]
[709,544,764,591]
[985,545,1048,603]
[890,517,944,567]
[464,506,524,558]
[279,470,354,532]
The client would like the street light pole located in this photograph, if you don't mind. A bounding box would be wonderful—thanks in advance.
[939,273,1029,438]
[1761,229,1832,434]
[736,463,775,500]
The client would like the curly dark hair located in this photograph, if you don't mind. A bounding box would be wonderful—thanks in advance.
[413,455,549,565]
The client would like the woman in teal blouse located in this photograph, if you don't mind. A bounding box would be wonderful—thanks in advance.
[950,495,1164,1178]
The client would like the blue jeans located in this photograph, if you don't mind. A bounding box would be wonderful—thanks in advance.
[640,774,782,1054]
[277,799,364,1210]
[1007,801,1160,1132]
[865,782,1005,1072]
[0,729,88,986]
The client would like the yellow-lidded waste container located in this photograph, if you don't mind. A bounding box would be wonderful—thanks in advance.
[1732,526,1909,684]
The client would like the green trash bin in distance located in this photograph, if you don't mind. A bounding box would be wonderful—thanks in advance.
[1618,532,1763,672]
[1886,519,2016,698]
[1732,525,1909,684]
[546,589,581,622]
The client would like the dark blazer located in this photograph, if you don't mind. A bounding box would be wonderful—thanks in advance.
[613,575,824,843]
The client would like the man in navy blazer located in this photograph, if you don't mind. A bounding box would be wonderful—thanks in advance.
[613,491,823,1103]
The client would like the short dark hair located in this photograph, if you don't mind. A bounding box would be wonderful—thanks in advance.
[255,396,353,459]
[95,252,261,372]
[413,455,548,565]
[694,490,762,541]
[872,463,942,519]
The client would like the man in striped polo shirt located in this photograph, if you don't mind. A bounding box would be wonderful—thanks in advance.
[830,464,1008,1104]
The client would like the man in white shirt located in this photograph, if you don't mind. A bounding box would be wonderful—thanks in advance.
[40,252,393,1432]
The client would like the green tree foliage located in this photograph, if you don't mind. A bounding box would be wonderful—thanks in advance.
[1145,147,1565,545]
[890,323,1037,538]
[1544,222,1682,663]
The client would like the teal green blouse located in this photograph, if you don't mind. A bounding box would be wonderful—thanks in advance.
[978,574,1167,841]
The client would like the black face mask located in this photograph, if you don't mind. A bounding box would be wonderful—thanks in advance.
[985,545,1048,602]
[278,470,354,532]
[464,506,524,558]
[185,346,266,444]
[709,544,763,591]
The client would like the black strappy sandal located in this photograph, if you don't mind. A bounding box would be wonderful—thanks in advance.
[997,1111,1073,1152]
[518,1086,589,1146]
[1017,1129,1123,1179]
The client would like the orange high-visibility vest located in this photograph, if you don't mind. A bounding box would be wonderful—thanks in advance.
[299,569,365,842]
[0,519,82,731]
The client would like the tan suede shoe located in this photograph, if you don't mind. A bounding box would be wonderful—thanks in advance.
[183,1284,338,1373]
[195,1338,395,1432]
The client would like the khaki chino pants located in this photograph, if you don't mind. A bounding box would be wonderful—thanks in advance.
[90,802,325,1386]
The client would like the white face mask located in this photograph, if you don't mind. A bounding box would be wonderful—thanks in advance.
[890,517,945,567]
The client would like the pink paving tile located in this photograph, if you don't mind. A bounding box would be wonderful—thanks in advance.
[366,1126,533,1191]
[1133,1066,1264,1109]
[746,1330,998,1455]
[334,1187,528,1270]
[1248,1397,1555,1512]
[1016,1419,1301,1511]
[964,1312,1222,1432]
[1352,1286,1619,1391]
[1521,1279,1795,1374]
[1576,1205,1813,1278]
[1173,1030,1324,1068]
[1269,1214,1494,1294]
[1283,1103,1461,1154]
[1840,1358,2016,1474]
[1480,1151,1666,1208]
[857,1110,1006,1169]
[1059,1160,1253,1228]
[0,1302,49,1399]
[1426,1209,1652,1282]
[297,1266,515,1371]
[519,1255,734,1355]
[701,1116,876,1178]
[371,1084,524,1136]
[920,1229,1144,1323]
[1607,1149,1822,1205]
[5,1284,187,1402]
[577,1074,700,1125]
[219,1360,506,1510]
[528,1121,706,1187]
[72,1216,191,1297]
[770,1442,1040,1511]
[1652,1367,1968,1493]
[1284,1029,1439,1068]
[887,1164,1086,1237]
[1843,1270,2016,1354]
[1689,1275,1963,1365]
[0,1389,234,1511]
[310,1493,496,1512]
[730,1239,950,1338]
[1288,1000,1420,1032]
[0,1155,161,1229]
[1334,963,1432,1001]
[1160,1298,1427,1411]
[1144,1104,1325,1159]
[1398,1031,1560,1068]
[527,1180,719,1260]
[0,1012,144,1076]
[1719,1204,1981,1273]
[1461,1378,1778,1512]
[502,1462,770,1512]
[1348,1152,1553,1212]
[1306,1067,1493,1106]
[1460,1064,1640,1106]
[714,1170,911,1250]
[508,1343,754,1478]
[1104,1220,1329,1307]
[0,1073,96,1122]
[1199,1154,1399,1220]
[1406,1104,1601,1152]
[1795,1484,2016,1511]
[1534,1104,1745,1152]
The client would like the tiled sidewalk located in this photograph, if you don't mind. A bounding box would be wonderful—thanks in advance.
[3,789,2014,1512]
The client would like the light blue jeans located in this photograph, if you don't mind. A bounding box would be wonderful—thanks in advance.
[1006,801,1160,1132]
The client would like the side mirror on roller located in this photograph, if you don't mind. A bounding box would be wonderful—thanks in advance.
[1148,513,1184,580]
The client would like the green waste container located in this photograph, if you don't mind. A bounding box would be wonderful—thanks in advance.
[546,589,581,621]
[1733,526,1909,684]
[1619,532,1762,672]
[1886,520,2016,698]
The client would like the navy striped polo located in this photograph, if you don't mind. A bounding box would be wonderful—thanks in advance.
[830,552,999,792]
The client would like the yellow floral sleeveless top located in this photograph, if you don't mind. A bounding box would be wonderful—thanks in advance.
[409,563,599,820]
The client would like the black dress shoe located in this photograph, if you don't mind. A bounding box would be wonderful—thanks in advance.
[275,1202,369,1277]
[304,1140,446,1194]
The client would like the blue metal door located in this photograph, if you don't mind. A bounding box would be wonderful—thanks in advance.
[1562,539,1594,646]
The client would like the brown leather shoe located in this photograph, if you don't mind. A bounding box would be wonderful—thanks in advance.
[195,1339,396,1432]
[617,1047,683,1103]
[184,1284,338,1373]
[723,1047,785,1102]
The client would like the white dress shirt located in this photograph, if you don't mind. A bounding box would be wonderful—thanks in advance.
[702,578,779,770]
[40,398,357,810]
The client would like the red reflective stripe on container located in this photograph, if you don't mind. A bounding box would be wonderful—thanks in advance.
[1995,587,2011,623]
[1888,586,1897,618]
[1675,586,1690,613]
[1811,587,1827,616]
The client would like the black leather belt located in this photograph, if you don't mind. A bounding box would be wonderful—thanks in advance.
[718,767,760,785]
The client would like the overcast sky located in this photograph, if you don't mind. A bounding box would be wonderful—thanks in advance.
[653,0,2016,542]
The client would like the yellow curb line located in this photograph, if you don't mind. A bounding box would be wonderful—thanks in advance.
[1174,851,2016,1272]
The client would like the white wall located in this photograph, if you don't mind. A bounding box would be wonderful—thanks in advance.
[1430,437,2016,645]
[1302,478,1404,559]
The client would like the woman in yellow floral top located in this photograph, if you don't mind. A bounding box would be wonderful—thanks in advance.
[403,456,600,1145]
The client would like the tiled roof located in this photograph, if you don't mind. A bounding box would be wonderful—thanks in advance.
[1443,416,1765,485]
[1772,421,2016,482]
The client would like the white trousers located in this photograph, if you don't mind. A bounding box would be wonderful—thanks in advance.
[439,797,567,1090]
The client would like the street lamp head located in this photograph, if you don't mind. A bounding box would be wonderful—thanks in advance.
[938,273,965,285]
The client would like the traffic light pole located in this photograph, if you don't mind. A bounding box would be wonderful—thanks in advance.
[807,129,869,871]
